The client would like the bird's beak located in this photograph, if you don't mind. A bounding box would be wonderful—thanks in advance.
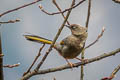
[64,25,70,29]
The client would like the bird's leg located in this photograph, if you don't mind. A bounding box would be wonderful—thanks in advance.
[58,52,74,68]
[65,59,74,68]
[75,57,88,63]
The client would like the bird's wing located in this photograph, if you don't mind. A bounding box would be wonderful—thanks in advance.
[60,36,70,45]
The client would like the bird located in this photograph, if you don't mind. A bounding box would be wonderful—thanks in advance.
[24,24,88,67]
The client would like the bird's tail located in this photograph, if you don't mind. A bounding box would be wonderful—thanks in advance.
[24,35,53,44]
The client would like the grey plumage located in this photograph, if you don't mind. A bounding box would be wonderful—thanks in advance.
[54,24,88,59]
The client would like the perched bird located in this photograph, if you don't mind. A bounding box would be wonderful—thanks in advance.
[24,24,88,67]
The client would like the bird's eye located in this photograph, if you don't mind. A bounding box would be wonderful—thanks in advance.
[72,26,77,29]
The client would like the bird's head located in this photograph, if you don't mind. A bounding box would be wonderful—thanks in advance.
[65,24,87,36]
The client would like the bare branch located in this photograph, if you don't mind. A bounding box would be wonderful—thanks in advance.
[85,27,105,49]
[0,0,42,17]
[80,49,85,80]
[39,0,86,15]
[0,19,20,24]
[23,44,45,76]
[52,0,70,25]
[34,0,75,71]
[110,64,120,79]
[85,0,91,30]
[81,0,92,79]
[3,63,20,68]
[20,48,120,80]
[101,64,120,80]
[0,32,4,80]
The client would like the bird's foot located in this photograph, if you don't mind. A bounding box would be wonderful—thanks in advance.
[65,59,74,69]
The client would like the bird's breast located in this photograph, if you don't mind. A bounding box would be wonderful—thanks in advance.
[61,45,83,59]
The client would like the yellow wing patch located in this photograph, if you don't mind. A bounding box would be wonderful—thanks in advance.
[60,41,64,45]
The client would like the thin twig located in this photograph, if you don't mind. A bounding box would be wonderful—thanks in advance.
[110,64,120,79]
[81,49,85,80]
[0,0,42,17]
[85,27,105,49]
[81,0,91,80]
[0,19,20,24]
[101,64,120,80]
[85,0,91,30]
[23,44,45,76]
[0,32,4,80]
[20,48,120,80]
[39,0,86,15]
[52,0,70,25]
[3,63,20,68]
[35,0,75,71]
